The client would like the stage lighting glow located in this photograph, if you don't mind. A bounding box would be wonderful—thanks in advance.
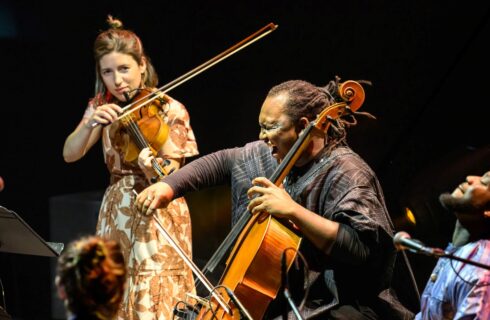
[404,207,416,225]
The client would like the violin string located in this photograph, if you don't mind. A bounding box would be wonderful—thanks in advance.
[123,89,164,176]
[127,121,151,153]
[123,113,167,178]
[127,116,148,149]
[152,160,166,178]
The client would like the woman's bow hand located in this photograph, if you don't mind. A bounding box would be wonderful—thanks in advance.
[86,103,123,127]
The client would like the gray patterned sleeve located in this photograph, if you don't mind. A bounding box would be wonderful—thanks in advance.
[162,147,242,198]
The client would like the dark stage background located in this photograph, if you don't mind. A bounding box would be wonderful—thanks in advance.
[1,1,490,318]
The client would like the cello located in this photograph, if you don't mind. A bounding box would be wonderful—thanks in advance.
[194,80,366,320]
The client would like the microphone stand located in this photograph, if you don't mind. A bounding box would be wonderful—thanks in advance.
[282,251,304,320]
[223,287,253,320]
[394,232,490,270]
[283,287,304,320]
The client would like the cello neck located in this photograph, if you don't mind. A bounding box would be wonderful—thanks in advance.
[203,80,366,274]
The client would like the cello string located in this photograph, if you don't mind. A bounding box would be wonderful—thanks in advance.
[202,122,316,273]
[198,82,365,318]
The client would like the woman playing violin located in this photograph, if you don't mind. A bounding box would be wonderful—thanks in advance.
[136,78,414,319]
[63,15,198,320]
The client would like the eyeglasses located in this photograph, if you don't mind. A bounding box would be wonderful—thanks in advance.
[259,124,282,134]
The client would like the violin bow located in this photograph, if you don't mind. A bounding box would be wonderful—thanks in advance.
[115,23,278,121]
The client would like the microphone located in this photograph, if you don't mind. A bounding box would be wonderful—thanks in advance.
[224,287,253,320]
[393,231,443,257]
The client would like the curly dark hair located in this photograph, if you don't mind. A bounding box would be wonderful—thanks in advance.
[56,235,126,319]
[266,78,338,124]
[266,77,373,145]
[268,77,345,141]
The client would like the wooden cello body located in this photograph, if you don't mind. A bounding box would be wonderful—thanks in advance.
[197,214,301,319]
[195,80,366,319]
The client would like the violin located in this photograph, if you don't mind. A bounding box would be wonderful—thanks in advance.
[104,22,278,181]
[112,88,172,180]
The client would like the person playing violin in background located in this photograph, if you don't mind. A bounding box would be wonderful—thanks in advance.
[55,235,127,320]
[62,15,198,320]
[415,171,490,319]
[136,77,415,319]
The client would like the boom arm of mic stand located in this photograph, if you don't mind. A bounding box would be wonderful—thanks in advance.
[402,242,490,270]
[441,251,490,270]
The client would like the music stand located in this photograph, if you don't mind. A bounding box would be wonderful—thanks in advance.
[0,206,63,257]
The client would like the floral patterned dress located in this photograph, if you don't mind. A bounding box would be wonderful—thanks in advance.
[83,92,198,320]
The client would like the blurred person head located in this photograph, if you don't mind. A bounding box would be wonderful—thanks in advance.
[55,235,126,319]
